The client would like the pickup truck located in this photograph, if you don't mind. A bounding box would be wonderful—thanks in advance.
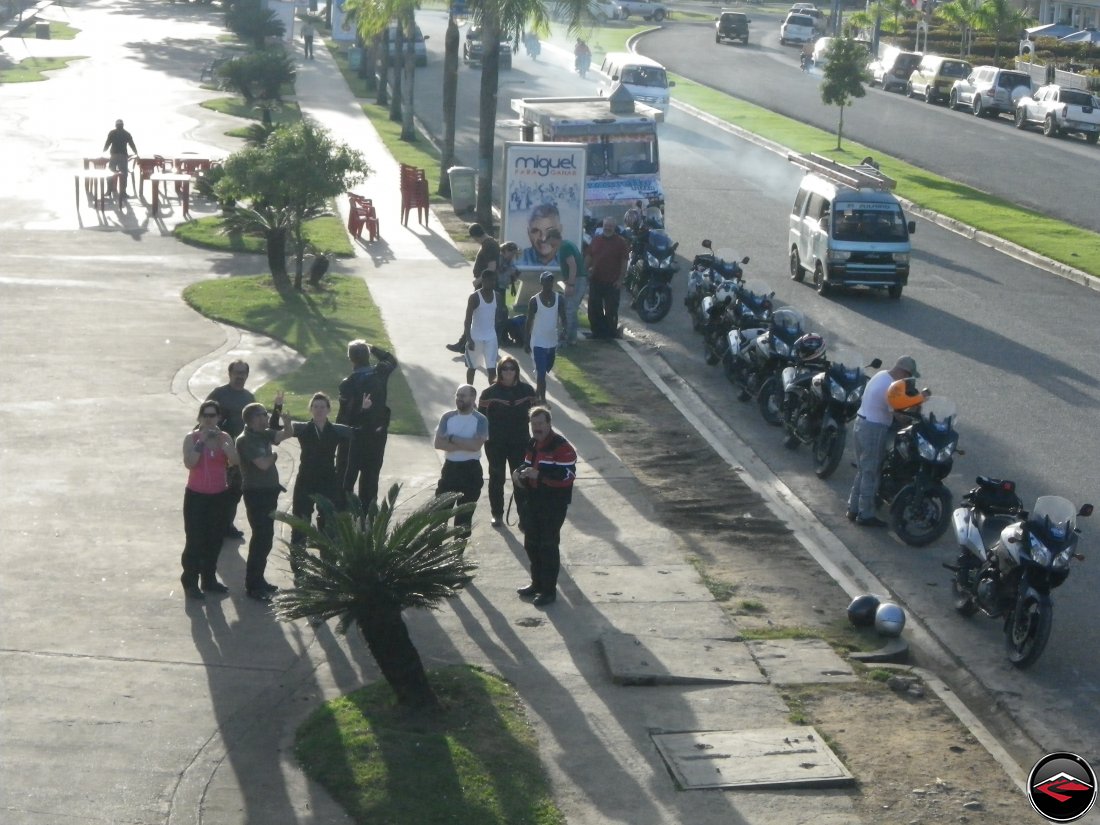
[618,0,668,21]
[1014,84,1100,143]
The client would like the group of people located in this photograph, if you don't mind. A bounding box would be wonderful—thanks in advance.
[180,341,397,602]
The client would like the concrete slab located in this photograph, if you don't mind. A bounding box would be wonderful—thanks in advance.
[593,600,739,640]
[568,564,711,603]
[652,727,855,790]
[746,639,858,685]
[601,632,766,685]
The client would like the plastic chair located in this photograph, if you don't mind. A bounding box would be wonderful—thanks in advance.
[133,156,166,199]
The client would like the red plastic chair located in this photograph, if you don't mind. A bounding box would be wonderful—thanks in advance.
[133,156,166,199]
[399,165,429,227]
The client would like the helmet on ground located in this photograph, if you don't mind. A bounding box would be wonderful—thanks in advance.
[846,594,880,627]
[874,602,906,636]
[886,378,923,412]
[793,332,826,365]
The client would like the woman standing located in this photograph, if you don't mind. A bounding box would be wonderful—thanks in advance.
[181,400,239,600]
[478,355,537,528]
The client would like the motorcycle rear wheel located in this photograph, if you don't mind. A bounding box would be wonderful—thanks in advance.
[1005,593,1052,668]
[812,424,846,479]
[889,484,952,546]
[756,377,783,426]
[636,285,672,323]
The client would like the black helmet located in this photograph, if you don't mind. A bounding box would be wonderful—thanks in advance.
[847,594,881,627]
[793,332,826,365]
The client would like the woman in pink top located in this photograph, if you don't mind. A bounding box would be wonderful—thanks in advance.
[181,400,239,599]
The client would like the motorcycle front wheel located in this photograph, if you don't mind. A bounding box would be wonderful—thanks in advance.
[951,553,979,617]
[1005,592,1052,668]
[756,376,783,426]
[889,483,952,546]
[812,423,846,479]
[636,285,672,322]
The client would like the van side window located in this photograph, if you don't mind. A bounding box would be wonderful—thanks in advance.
[792,187,809,216]
[807,193,830,221]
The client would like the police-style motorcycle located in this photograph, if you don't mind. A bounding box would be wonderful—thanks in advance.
[702,279,773,367]
[725,307,803,405]
[624,221,679,323]
[685,239,750,331]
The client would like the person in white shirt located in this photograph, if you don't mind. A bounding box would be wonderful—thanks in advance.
[434,384,489,533]
[846,355,920,527]
[463,269,500,386]
[524,271,567,403]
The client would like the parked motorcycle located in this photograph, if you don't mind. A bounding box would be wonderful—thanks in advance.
[726,307,803,405]
[624,221,679,323]
[752,309,812,424]
[946,477,1092,668]
[781,346,881,479]
[877,394,960,546]
[702,280,773,367]
[685,239,750,331]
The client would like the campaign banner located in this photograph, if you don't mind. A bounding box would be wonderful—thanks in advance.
[331,0,357,42]
[584,174,663,207]
[501,142,587,272]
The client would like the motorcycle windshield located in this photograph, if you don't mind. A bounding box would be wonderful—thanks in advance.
[828,347,865,384]
[1030,496,1077,541]
[647,232,673,255]
[770,308,804,340]
[921,396,957,431]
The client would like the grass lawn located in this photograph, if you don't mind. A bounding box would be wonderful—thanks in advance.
[0,55,86,83]
[295,665,564,825]
[175,214,355,258]
[200,95,302,127]
[182,274,424,435]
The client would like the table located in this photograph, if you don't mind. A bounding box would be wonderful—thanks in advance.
[75,168,121,212]
[149,172,195,218]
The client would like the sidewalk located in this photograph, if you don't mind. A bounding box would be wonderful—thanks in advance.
[0,4,1007,824]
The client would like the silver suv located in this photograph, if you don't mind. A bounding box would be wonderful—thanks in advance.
[949,66,1033,117]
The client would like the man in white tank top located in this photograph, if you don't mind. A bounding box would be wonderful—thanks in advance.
[524,271,568,403]
[434,384,489,533]
[463,269,499,385]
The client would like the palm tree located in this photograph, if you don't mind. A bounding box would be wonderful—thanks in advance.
[974,0,1032,61]
[939,0,980,57]
[879,0,914,38]
[438,11,460,198]
[274,485,477,709]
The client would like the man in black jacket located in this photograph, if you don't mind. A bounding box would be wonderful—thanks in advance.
[336,339,398,511]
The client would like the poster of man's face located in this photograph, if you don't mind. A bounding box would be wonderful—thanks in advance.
[501,143,586,270]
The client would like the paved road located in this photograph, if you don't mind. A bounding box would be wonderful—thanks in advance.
[407,10,1100,768]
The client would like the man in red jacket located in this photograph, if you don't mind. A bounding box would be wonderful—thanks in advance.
[511,406,577,606]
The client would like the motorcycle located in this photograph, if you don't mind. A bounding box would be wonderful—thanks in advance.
[702,279,773,367]
[781,347,882,479]
[752,309,812,425]
[877,395,960,546]
[726,307,803,405]
[575,44,591,78]
[524,33,540,59]
[946,477,1092,668]
[624,220,679,323]
[685,239,750,331]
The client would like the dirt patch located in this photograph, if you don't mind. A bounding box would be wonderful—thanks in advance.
[562,340,1027,822]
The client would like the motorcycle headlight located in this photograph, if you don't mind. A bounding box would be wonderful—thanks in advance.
[916,433,936,461]
[827,249,850,262]
[1027,536,1052,567]
[829,381,847,402]
[646,252,659,267]
[1053,548,1073,571]
[847,385,864,405]
[774,339,791,357]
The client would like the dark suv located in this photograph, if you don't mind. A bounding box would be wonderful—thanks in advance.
[715,11,750,45]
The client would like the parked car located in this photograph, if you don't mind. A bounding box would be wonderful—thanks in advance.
[780,13,817,46]
[811,36,832,67]
[463,26,513,69]
[618,0,668,21]
[381,24,428,68]
[715,10,750,44]
[1014,84,1100,143]
[789,5,827,32]
[868,46,922,93]
[906,54,971,104]
[949,66,1033,117]
[588,0,623,23]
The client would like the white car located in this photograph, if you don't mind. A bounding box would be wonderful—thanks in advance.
[618,0,668,21]
[588,0,622,22]
[780,13,817,46]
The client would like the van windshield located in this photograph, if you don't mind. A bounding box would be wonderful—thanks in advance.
[832,205,908,242]
[586,137,658,176]
[620,66,668,87]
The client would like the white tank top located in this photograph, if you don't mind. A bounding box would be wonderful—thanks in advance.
[530,292,559,349]
[470,290,497,340]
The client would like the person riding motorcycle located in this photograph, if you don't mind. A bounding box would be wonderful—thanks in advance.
[574,39,592,76]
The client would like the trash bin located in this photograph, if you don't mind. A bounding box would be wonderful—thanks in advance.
[447,166,476,213]
[347,46,363,71]
[35,21,51,39]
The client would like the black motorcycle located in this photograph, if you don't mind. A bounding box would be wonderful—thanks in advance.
[726,307,803,405]
[878,395,960,546]
[781,348,881,479]
[625,223,679,323]
[752,309,811,425]
[702,280,773,367]
[946,478,1092,668]
[685,239,749,331]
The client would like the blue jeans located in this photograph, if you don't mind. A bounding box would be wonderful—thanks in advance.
[563,277,588,344]
[847,418,891,519]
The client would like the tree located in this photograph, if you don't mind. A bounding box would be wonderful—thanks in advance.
[346,0,420,137]
[225,0,285,48]
[939,0,980,56]
[217,121,370,291]
[438,12,460,198]
[974,0,1032,61]
[820,36,872,150]
[879,0,914,37]
[273,485,477,710]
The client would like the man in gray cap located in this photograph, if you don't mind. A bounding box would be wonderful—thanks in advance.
[846,355,920,527]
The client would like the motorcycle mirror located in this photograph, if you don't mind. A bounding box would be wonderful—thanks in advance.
[1079,504,1094,517]
[702,239,712,248]
[741,256,750,264]
[1074,553,1085,561]
[868,358,882,369]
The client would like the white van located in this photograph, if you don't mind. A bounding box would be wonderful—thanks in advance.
[597,52,674,113]
[787,153,915,299]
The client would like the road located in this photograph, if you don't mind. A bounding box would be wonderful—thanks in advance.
[408,9,1100,769]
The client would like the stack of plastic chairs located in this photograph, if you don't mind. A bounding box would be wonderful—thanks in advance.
[399,164,430,227]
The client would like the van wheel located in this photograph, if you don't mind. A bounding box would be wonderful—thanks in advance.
[972,95,985,116]
[715,33,721,43]
[888,284,903,300]
[789,247,804,282]
[653,9,665,21]
[924,85,935,104]
[813,263,830,296]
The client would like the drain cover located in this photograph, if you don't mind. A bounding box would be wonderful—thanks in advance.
[652,728,854,789]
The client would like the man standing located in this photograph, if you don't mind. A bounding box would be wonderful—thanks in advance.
[447,224,500,353]
[301,19,315,59]
[434,384,489,533]
[102,119,137,198]
[207,359,254,539]
[336,339,399,511]
[283,392,354,548]
[512,406,577,606]
[847,355,920,527]
[236,399,294,601]
[524,272,567,403]
[585,217,630,339]
[478,355,537,528]
[545,228,588,346]
[463,269,499,386]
